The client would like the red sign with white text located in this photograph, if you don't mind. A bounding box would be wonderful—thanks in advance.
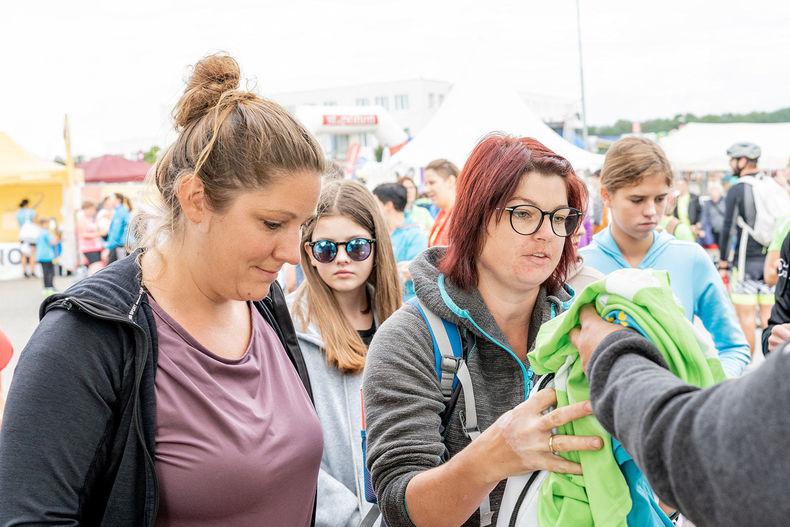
[323,114,379,126]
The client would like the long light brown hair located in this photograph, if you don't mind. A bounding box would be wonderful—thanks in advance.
[292,180,402,374]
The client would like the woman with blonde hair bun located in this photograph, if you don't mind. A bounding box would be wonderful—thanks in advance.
[0,53,326,526]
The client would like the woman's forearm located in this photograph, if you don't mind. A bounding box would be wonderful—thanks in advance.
[405,437,499,527]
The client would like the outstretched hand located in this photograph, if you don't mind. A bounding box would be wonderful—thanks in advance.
[569,304,630,374]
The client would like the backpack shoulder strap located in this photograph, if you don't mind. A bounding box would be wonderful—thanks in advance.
[408,297,463,398]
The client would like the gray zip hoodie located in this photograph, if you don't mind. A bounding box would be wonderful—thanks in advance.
[362,247,571,527]
[287,289,375,527]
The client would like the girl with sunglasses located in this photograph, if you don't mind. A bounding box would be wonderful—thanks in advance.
[288,179,402,527]
[362,135,604,527]
[580,137,750,378]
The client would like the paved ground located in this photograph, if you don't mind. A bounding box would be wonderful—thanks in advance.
[1,274,75,397]
[0,275,766,398]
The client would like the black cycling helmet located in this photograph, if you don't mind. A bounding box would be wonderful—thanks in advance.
[726,142,761,160]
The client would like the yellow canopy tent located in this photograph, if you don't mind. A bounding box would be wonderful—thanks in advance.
[0,132,82,244]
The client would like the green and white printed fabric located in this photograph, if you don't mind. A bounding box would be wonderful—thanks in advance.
[527,268,726,527]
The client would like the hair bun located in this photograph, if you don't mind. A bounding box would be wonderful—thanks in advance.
[173,53,241,129]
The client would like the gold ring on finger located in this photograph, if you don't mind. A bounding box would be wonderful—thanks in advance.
[548,434,559,455]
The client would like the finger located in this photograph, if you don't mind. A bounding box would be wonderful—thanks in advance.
[577,303,599,327]
[548,434,603,453]
[537,454,584,475]
[514,388,557,414]
[569,327,581,350]
[774,325,790,339]
[542,400,594,429]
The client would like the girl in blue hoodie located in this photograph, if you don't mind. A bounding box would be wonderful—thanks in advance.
[580,137,750,378]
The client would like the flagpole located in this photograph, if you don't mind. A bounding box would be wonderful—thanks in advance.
[63,115,79,274]
[576,0,589,151]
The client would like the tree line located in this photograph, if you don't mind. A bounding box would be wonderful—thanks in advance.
[590,107,790,136]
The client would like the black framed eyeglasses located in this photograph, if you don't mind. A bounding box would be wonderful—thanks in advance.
[500,205,582,237]
[308,238,376,263]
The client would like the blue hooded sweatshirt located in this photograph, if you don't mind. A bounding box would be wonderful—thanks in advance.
[580,227,750,377]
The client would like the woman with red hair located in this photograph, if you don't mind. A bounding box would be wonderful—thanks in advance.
[362,134,602,527]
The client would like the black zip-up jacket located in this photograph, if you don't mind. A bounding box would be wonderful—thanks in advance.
[0,254,315,526]
[763,230,790,355]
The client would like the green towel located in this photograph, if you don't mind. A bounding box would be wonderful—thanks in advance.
[528,268,726,527]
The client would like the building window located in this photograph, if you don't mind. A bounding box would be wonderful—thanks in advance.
[428,93,435,108]
[438,94,445,105]
[324,101,337,106]
[374,95,389,110]
[394,94,409,111]
[355,98,370,106]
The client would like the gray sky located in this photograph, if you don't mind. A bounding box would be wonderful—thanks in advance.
[2,0,788,159]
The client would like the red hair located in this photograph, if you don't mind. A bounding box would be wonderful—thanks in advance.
[439,134,587,292]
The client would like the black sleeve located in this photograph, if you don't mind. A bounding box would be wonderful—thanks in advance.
[763,232,790,356]
[0,309,127,524]
[690,194,702,225]
[718,184,742,262]
[588,330,790,526]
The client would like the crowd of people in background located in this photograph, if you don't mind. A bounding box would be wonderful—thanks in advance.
[2,52,790,527]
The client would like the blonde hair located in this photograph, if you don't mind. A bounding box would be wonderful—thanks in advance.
[601,137,673,194]
[132,53,325,255]
[291,180,402,374]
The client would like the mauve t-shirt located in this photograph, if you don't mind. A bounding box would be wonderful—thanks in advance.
[150,297,323,527]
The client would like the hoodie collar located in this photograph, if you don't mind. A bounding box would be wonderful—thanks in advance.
[590,226,675,270]
[410,247,571,351]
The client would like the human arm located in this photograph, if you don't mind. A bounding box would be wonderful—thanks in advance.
[573,308,790,526]
[0,309,127,524]
[763,233,790,355]
[363,307,600,527]
[764,250,781,286]
[692,247,750,376]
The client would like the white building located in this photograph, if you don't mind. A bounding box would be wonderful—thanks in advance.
[272,79,581,160]
[272,78,452,140]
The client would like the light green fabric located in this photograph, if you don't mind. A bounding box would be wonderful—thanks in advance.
[677,193,691,226]
[768,215,790,252]
[528,268,726,527]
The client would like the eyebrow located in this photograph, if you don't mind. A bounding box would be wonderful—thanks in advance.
[626,192,668,199]
[259,209,298,219]
[508,196,569,208]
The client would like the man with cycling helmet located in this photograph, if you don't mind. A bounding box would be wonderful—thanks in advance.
[718,142,773,356]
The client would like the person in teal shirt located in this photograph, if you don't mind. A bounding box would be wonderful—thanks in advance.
[373,183,428,300]
[35,217,59,295]
[103,192,131,264]
[397,175,434,233]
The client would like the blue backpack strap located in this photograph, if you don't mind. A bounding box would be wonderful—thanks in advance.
[408,297,463,397]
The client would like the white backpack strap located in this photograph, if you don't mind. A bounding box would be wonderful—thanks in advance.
[415,299,492,526]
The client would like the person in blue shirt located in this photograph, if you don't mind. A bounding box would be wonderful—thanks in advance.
[35,217,59,295]
[372,183,428,301]
[580,137,750,378]
[16,198,38,278]
[102,192,131,264]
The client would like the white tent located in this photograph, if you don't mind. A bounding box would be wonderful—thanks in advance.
[390,79,603,172]
[660,122,790,172]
